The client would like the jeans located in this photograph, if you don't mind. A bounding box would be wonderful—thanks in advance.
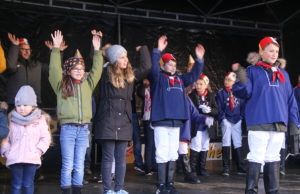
[10,163,38,194]
[85,123,93,169]
[60,124,88,187]
[132,113,143,167]
[143,120,156,171]
[101,140,127,192]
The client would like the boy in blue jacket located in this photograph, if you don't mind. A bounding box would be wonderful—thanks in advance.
[216,72,246,176]
[149,35,205,194]
[232,37,299,194]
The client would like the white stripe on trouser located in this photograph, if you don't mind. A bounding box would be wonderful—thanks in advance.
[154,126,180,163]
[247,131,285,165]
[189,130,210,152]
[178,141,189,155]
[221,119,242,149]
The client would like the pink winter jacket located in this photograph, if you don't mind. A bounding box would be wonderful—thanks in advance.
[1,114,51,167]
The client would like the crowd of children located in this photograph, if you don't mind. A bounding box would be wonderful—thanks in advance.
[0,30,299,194]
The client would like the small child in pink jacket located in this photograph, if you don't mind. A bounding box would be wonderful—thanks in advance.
[1,85,51,194]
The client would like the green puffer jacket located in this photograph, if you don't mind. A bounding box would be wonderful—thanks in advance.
[49,48,103,125]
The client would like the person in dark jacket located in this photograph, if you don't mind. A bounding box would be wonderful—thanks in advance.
[189,74,218,178]
[149,35,205,194]
[0,101,9,141]
[94,44,151,194]
[6,33,42,111]
[216,72,246,176]
[232,37,299,194]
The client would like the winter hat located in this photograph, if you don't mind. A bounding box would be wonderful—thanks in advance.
[15,85,37,106]
[226,72,236,82]
[259,37,279,50]
[106,45,127,64]
[63,49,85,75]
[187,55,195,69]
[200,74,209,85]
[19,38,29,46]
[160,53,176,66]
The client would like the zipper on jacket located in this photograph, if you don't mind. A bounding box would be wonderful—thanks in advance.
[77,84,82,123]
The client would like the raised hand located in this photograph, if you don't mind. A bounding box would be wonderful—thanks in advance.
[195,44,205,60]
[92,35,101,51]
[51,30,63,48]
[232,62,240,72]
[60,40,68,51]
[91,29,103,37]
[45,40,53,50]
[8,33,19,45]
[158,35,168,52]
[136,46,141,52]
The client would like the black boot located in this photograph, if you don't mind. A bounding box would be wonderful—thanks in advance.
[72,186,82,194]
[245,162,261,194]
[234,147,247,175]
[166,161,178,194]
[263,162,280,194]
[222,146,231,176]
[280,148,286,176]
[189,149,201,183]
[199,151,209,176]
[156,163,168,194]
[176,155,183,174]
[61,187,71,194]
[179,154,195,183]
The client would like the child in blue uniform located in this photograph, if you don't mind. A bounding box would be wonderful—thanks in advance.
[216,72,246,176]
[232,37,299,194]
[189,74,218,178]
[149,35,205,194]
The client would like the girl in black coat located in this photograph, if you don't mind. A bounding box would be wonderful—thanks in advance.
[94,44,151,194]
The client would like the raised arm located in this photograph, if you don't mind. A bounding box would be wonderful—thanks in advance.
[134,45,152,81]
[232,64,253,99]
[6,33,20,72]
[149,35,167,84]
[182,44,205,87]
[48,30,64,94]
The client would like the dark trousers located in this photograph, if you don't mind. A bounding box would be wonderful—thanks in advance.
[132,113,143,167]
[101,140,128,192]
[10,163,38,194]
[85,123,93,169]
[143,120,156,171]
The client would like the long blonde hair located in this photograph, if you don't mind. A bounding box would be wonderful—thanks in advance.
[107,62,135,88]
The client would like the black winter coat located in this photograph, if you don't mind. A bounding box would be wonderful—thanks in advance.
[94,46,151,141]
[189,89,219,138]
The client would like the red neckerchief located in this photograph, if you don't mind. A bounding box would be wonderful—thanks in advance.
[297,83,300,88]
[224,87,234,111]
[74,80,81,84]
[256,62,285,83]
[197,89,208,102]
[164,74,183,86]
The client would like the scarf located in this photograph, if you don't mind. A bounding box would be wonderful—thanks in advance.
[11,108,41,125]
[297,83,300,88]
[224,87,234,111]
[256,61,285,83]
[197,89,208,102]
[164,74,183,86]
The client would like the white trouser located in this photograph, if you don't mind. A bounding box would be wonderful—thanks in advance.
[178,141,189,155]
[281,135,286,149]
[190,130,210,152]
[247,131,285,165]
[221,119,242,149]
[154,126,180,163]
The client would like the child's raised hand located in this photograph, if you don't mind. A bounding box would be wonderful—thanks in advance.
[60,40,68,51]
[51,30,63,48]
[232,63,240,72]
[158,35,168,52]
[93,35,101,51]
[8,33,19,45]
[195,44,205,60]
[91,29,103,37]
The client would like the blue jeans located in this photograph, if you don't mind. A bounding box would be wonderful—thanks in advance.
[60,124,88,187]
[143,120,156,171]
[132,113,143,167]
[10,163,38,194]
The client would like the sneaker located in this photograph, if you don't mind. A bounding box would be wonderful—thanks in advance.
[98,174,103,183]
[222,169,230,176]
[134,165,145,173]
[156,184,168,194]
[144,169,153,176]
[280,170,286,176]
[85,168,92,175]
[115,189,129,194]
[104,190,116,194]
[167,183,178,194]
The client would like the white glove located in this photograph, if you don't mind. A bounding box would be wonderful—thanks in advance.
[205,117,214,128]
[199,104,211,113]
